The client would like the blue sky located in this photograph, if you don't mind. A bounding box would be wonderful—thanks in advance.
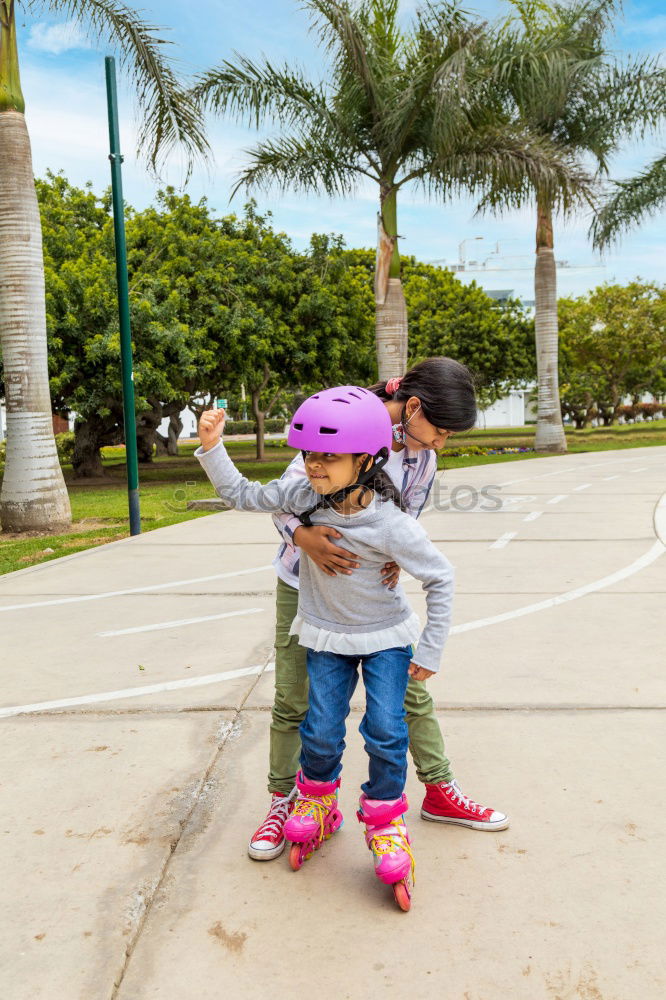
[15,0,666,301]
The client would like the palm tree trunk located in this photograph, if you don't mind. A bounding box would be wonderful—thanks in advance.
[533,198,567,453]
[0,6,71,531]
[375,184,407,380]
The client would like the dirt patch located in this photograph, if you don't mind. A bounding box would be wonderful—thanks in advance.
[65,827,113,840]
[14,533,127,564]
[545,964,606,999]
[122,831,151,847]
[208,922,247,953]
[2,520,125,542]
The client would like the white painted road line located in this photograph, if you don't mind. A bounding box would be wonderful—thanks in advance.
[603,475,620,481]
[497,454,654,488]
[98,607,264,638]
[490,532,517,549]
[523,511,543,522]
[0,563,275,614]
[0,661,277,719]
[499,467,576,486]
[548,495,568,504]
[573,484,591,491]
[3,536,664,718]
[4,494,665,719]
[452,538,665,635]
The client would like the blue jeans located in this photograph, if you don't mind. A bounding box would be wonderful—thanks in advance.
[300,646,412,801]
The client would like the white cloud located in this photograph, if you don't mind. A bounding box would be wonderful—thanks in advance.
[28,21,90,56]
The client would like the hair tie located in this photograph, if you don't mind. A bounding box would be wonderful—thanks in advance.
[385,376,402,395]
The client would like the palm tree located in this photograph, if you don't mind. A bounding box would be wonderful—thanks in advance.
[591,153,666,250]
[485,0,665,452]
[193,0,591,382]
[0,0,208,532]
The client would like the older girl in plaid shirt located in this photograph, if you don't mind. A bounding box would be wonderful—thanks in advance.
[248,358,509,861]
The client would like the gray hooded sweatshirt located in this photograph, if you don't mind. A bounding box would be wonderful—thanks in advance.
[196,441,454,673]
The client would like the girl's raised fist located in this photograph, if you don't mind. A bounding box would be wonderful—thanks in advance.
[198,408,226,451]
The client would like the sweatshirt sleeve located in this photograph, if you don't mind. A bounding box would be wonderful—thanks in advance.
[382,510,454,673]
[272,452,309,544]
[195,441,315,515]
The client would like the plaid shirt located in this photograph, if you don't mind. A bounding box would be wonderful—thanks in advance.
[272,447,438,589]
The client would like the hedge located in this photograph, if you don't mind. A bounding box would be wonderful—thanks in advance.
[224,418,286,435]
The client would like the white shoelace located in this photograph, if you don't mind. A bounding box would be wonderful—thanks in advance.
[447,779,485,815]
[254,787,297,839]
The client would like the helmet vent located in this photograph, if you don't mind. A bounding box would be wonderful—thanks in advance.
[293,422,303,430]
[333,398,351,404]
[347,391,361,399]
[319,426,338,435]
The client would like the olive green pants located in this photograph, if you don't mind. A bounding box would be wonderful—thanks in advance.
[268,578,454,796]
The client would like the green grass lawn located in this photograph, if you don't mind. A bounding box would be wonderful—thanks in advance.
[1,421,664,577]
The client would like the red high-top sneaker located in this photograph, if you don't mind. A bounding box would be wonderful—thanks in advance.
[248,789,297,860]
[421,779,509,831]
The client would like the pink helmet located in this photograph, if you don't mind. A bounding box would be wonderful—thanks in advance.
[287,386,392,458]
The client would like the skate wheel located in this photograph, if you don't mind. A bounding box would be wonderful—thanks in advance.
[289,843,304,871]
[393,879,411,912]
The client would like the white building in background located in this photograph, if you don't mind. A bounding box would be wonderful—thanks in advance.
[477,387,536,429]
[158,407,199,440]
[473,287,536,428]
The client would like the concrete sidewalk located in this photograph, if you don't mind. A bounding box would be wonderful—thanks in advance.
[1,447,665,999]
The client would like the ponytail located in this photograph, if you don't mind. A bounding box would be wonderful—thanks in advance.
[368,357,477,432]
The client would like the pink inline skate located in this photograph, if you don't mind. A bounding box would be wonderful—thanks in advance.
[284,771,344,871]
[357,793,415,911]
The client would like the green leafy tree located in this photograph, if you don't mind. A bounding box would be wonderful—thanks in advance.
[39,176,377,469]
[482,0,665,451]
[345,248,535,402]
[40,176,217,477]
[193,0,584,384]
[202,211,376,460]
[0,0,208,530]
[559,282,666,425]
[402,261,535,405]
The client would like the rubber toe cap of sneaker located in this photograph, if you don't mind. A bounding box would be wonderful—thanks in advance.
[250,837,280,851]
[248,838,285,860]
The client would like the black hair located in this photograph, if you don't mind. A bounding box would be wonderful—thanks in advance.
[368,357,477,432]
[352,454,406,513]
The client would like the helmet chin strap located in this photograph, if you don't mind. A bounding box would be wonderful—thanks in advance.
[395,403,432,449]
[298,450,389,527]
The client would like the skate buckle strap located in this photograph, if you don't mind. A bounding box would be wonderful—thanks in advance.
[292,793,336,842]
[369,826,416,885]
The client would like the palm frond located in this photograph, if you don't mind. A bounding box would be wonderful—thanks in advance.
[385,4,483,159]
[230,132,365,200]
[591,154,666,249]
[420,126,596,215]
[191,54,381,178]
[25,0,209,178]
[192,55,327,129]
[302,0,386,123]
[572,60,666,141]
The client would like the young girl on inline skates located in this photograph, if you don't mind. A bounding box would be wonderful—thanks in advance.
[196,387,454,910]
